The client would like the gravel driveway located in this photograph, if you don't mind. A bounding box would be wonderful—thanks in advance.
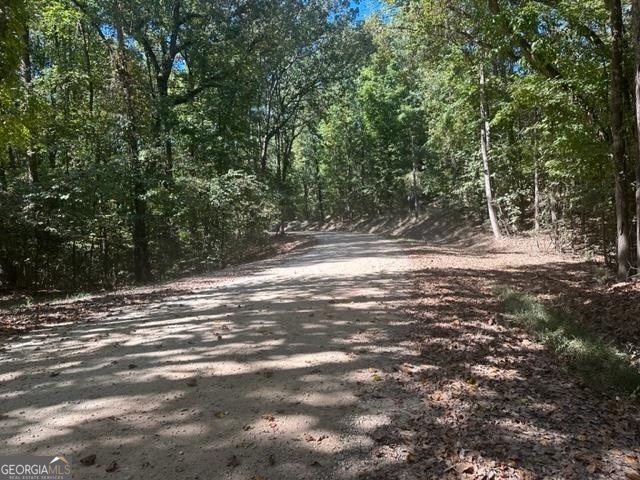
[0,232,419,479]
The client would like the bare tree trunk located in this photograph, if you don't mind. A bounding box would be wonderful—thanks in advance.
[479,65,501,239]
[533,122,541,231]
[609,0,631,279]
[534,158,540,232]
[302,180,310,219]
[314,155,325,223]
[632,0,640,270]
[411,132,419,218]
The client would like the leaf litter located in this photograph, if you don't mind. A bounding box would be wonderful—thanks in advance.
[360,237,640,480]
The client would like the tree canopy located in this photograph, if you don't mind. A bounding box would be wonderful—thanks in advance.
[2,0,640,289]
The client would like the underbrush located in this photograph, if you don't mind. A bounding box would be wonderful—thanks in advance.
[495,287,640,399]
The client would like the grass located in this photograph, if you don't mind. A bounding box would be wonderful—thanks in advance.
[495,286,640,399]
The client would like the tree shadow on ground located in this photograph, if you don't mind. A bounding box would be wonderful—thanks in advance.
[0,233,418,479]
[0,233,637,480]
[392,246,639,479]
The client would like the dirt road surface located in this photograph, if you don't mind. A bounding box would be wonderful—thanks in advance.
[0,233,421,479]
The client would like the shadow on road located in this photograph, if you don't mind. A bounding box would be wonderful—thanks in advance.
[1,233,637,479]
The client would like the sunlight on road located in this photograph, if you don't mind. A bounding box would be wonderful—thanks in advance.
[0,233,417,479]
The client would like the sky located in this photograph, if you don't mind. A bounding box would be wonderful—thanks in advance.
[355,0,387,21]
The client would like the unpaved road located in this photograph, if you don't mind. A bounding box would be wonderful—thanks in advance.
[0,233,420,479]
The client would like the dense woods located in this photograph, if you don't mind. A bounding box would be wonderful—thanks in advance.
[2,0,640,289]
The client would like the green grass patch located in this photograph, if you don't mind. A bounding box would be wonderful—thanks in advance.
[494,286,640,398]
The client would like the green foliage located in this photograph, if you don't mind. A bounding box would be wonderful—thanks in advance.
[496,287,640,397]
[0,0,26,81]
[296,0,629,260]
[0,0,351,289]
[293,20,427,219]
[166,171,276,273]
[1,0,639,288]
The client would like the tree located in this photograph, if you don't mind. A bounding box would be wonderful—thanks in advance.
[632,0,640,269]
[479,64,501,238]
[608,0,631,278]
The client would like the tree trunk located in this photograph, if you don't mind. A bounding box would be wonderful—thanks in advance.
[411,132,419,218]
[115,2,152,283]
[260,132,273,174]
[314,154,325,223]
[479,65,501,239]
[532,120,541,231]
[155,74,174,182]
[534,158,540,232]
[632,0,640,270]
[19,28,31,83]
[20,27,38,184]
[80,22,94,113]
[609,0,631,279]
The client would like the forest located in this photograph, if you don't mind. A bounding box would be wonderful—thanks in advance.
[2,0,640,290]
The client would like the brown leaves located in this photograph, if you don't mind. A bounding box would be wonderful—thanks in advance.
[303,433,328,442]
[625,470,640,480]
[0,288,193,338]
[455,462,475,475]
[625,457,640,480]
[261,414,277,429]
[402,239,640,480]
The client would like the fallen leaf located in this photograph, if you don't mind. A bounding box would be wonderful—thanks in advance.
[625,470,640,480]
[586,462,600,474]
[455,462,474,475]
[105,461,118,472]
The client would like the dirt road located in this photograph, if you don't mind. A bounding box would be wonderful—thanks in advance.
[0,233,420,479]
